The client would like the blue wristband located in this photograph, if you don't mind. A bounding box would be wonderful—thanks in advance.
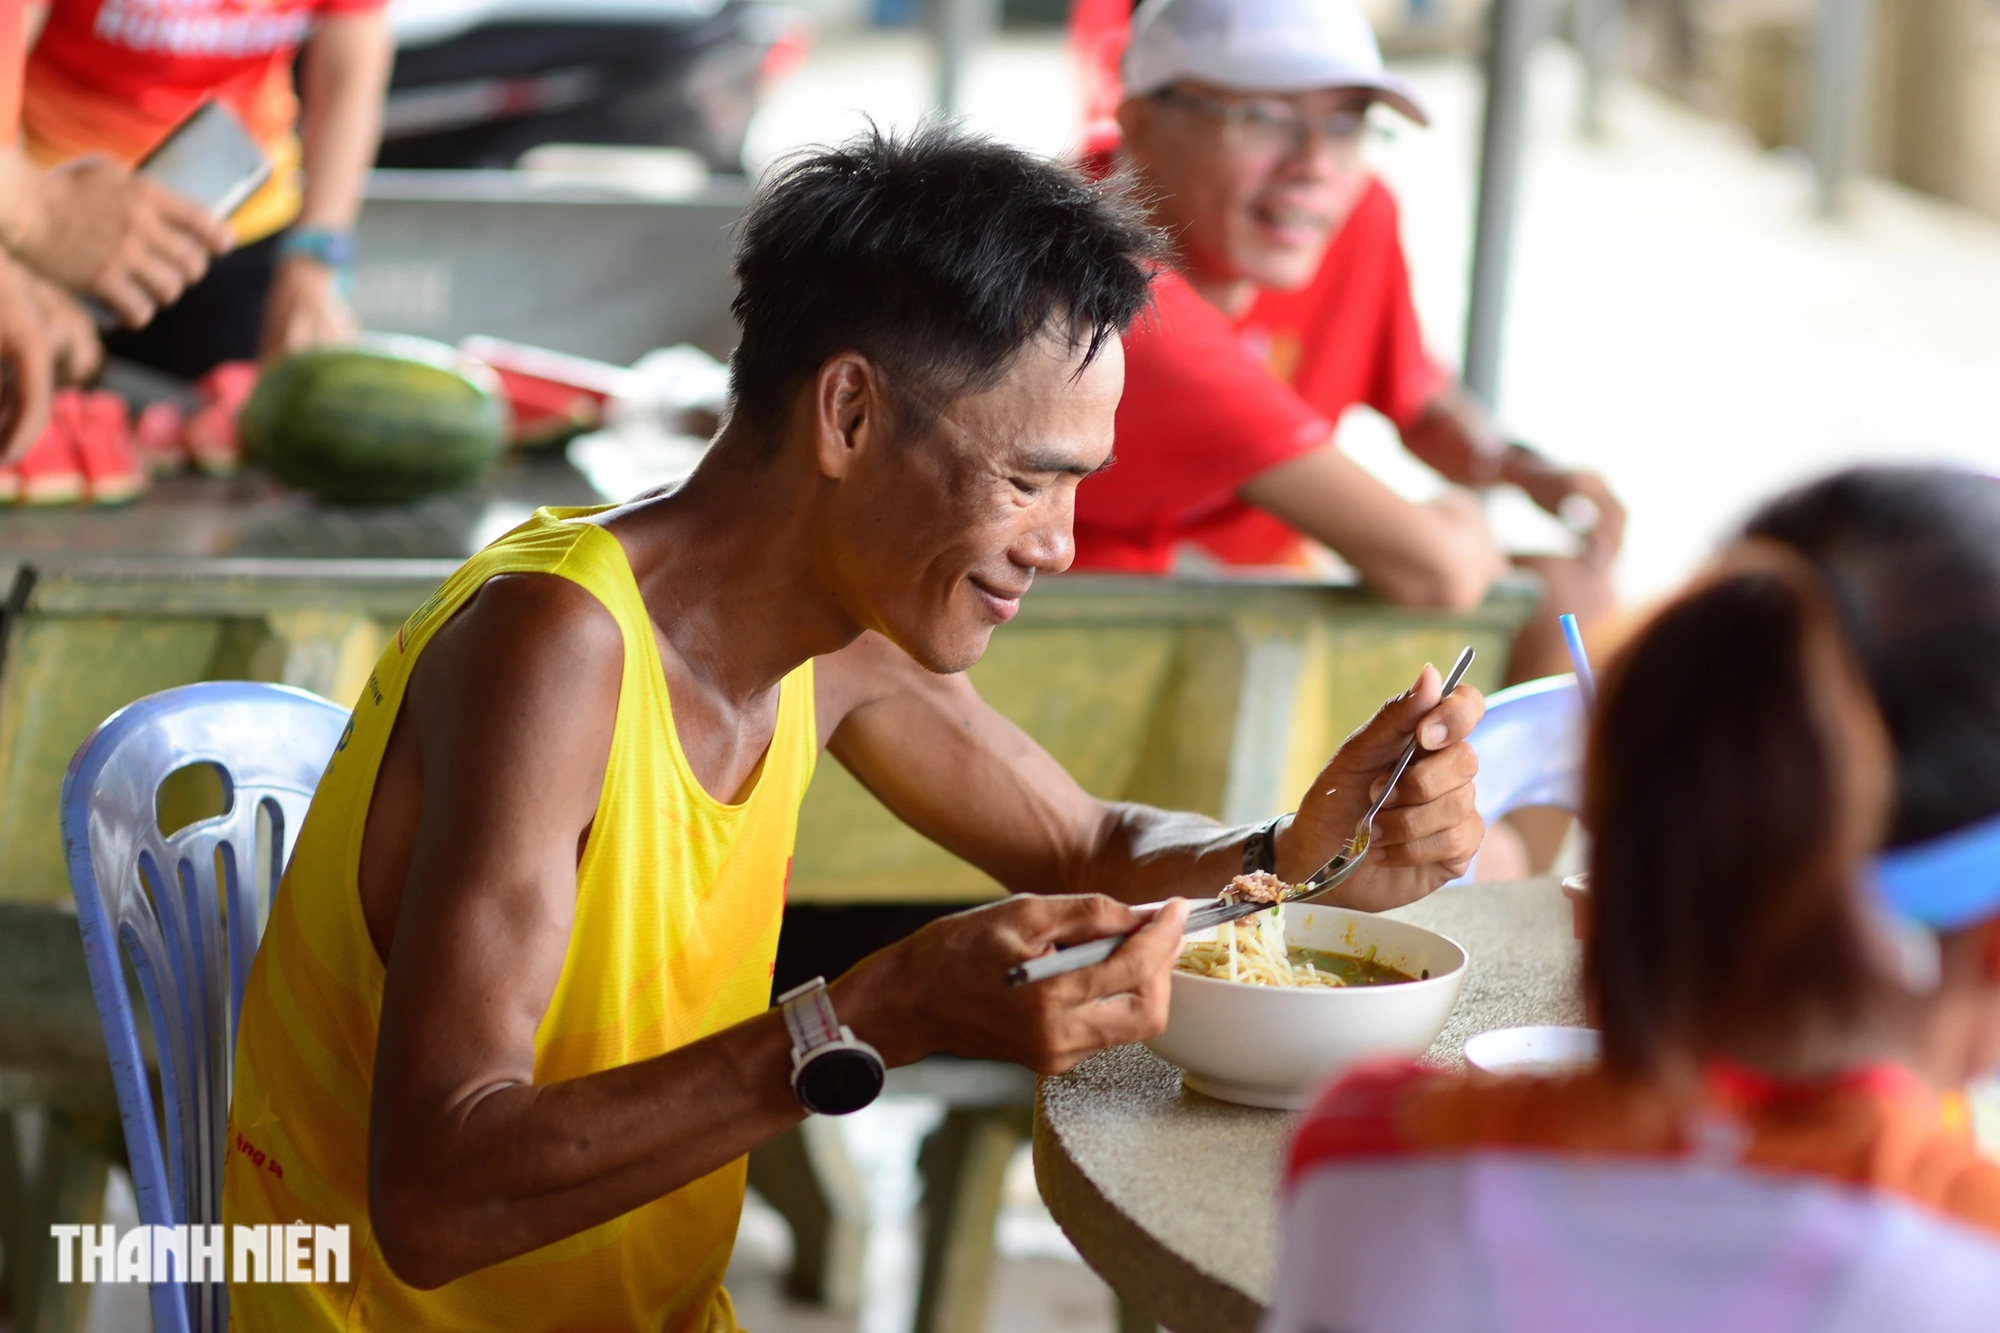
[278,227,356,294]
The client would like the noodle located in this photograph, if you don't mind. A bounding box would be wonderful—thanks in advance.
[1176,903,1346,989]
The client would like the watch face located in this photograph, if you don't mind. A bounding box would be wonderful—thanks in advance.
[799,1047,885,1116]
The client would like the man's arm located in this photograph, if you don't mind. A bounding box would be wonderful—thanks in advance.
[1237,439,1507,610]
[367,578,1185,1288]
[261,10,390,358]
[1400,388,1626,570]
[819,632,1485,913]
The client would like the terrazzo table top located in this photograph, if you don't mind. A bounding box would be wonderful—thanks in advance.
[1033,877,1583,1333]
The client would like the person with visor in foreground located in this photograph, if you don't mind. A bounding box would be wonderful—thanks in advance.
[222,127,1488,1331]
[1068,0,1625,691]
[1265,466,2000,1333]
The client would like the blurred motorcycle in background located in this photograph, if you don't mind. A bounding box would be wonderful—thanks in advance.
[376,0,811,173]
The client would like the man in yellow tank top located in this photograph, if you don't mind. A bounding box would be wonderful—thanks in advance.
[225,126,1490,1330]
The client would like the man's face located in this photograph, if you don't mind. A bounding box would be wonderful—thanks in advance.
[1119,82,1375,294]
[822,333,1123,673]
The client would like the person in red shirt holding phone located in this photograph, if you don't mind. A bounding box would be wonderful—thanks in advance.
[0,0,231,465]
[1070,0,1625,698]
[18,0,391,378]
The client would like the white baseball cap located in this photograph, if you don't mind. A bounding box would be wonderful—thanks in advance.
[1122,0,1431,127]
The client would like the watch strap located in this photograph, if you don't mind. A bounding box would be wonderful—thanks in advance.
[1242,815,1284,877]
[777,977,843,1056]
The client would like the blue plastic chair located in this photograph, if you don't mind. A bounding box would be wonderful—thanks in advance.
[60,682,349,1333]
[1456,673,1586,882]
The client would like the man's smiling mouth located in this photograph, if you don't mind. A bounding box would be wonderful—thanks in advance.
[968,575,1030,622]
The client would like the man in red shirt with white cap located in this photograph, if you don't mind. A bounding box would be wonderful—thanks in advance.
[1071,0,1624,699]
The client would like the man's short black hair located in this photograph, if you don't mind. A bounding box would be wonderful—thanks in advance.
[727,124,1162,446]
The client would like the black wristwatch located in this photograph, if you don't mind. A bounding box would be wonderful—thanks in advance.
[1243,814,1285,877]
[777,977,885,1116]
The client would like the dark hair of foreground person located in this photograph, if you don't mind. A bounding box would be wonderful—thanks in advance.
[1585,465,2000,1077]
[726,125,1163,447]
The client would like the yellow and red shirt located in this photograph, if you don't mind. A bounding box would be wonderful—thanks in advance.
[21,0,384,243]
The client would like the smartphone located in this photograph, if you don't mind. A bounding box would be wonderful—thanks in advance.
[139,100,272,220]
[81,102,275,332]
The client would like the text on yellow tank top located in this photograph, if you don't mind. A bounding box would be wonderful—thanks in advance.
[224,507,816,1331]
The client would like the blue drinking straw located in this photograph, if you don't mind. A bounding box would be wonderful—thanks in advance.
[1560,613,1598,712]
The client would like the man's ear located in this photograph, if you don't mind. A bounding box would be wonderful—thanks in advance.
[812,351,891,481]
[1114,97,1153,161]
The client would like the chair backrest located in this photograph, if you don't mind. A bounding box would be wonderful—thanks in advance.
[60,682,349,1333]
[1450,674,1585,883]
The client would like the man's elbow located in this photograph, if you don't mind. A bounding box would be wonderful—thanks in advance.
[371,1181,479,1290]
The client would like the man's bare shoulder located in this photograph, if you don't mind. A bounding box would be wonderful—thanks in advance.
[412,572,626,737]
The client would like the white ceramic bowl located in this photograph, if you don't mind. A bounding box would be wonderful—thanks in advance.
[1146,905,1468,1110]
[1464,1025,1600,1075]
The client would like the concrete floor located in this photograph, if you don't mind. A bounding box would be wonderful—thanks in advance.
[726,1105,1115,1333]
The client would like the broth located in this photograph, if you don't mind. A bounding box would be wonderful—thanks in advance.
[1289,947,1422,987]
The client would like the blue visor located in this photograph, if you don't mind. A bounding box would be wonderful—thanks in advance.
[1872,811,2000,931]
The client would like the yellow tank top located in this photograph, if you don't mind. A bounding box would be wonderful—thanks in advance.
[224,507,816,1331]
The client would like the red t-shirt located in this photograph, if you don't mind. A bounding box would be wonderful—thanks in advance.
[22,0,385,241]
[1072,175,1449,572]
[1075,265,1334,572]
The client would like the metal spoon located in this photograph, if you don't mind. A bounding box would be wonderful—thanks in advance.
[1006,646,1476,987]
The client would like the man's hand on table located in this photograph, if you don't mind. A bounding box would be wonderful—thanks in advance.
[834,893,1191,1074]
[1273,662,1485,912]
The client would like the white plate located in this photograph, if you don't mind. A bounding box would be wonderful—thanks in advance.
[1464,1025,1600,1075]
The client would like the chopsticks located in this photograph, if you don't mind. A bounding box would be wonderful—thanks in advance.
[1005,896,1271,987]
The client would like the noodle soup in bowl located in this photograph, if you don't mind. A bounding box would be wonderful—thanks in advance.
[1146,905,1467,1110]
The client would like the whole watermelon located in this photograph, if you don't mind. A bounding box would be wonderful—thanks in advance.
[241,346,509,505]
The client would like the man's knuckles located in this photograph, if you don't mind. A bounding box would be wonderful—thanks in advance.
[1377,816,1485,867]
[1389,748,1477,806]
[1374,785,1479,844]
[1428,687,1485,744]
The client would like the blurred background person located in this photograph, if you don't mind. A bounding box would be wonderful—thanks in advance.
[1067,0,1624,691]
[1265,466,2000,1333]
[0,0,230,475]
[0,0,50,466]
[18,0,392,378]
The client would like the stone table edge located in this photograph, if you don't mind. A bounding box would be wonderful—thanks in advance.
[1034,1077,1263,1333]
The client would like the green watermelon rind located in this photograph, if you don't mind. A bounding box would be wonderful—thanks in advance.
[242,349,509,505]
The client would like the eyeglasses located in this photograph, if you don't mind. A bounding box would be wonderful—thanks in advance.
[1151,87,1380,154]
